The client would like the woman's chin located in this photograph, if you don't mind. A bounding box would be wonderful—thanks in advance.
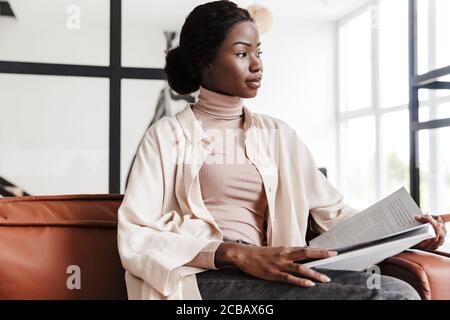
[241,88,259,99]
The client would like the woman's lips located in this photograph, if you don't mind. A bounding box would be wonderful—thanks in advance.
[245,80,261,89]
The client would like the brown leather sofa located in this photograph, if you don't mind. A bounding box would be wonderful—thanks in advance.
[0,194,449,300]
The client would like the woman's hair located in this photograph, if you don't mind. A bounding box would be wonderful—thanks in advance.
[164,1,254,94]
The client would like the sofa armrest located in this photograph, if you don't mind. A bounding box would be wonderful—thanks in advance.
[378,249,450,300]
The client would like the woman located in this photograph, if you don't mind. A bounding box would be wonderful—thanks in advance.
[117,1,447,300]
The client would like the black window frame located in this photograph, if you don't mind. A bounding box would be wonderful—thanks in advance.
[408,0,450,205]
[0,0,165,194]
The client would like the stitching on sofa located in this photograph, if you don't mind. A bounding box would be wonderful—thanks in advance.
[0,194,124,204]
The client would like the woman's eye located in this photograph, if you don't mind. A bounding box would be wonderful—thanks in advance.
[236,51,263,58]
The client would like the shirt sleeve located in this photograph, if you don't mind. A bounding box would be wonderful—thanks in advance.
[289,129,361,234]
[117,124,222,297]
[184,240,222,270]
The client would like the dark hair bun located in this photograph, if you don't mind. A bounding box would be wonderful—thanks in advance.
[164,46,200,95]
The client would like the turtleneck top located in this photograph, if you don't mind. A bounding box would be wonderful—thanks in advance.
[185,85,268,269]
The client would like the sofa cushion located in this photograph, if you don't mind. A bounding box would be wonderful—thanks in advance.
[0,194,127,299]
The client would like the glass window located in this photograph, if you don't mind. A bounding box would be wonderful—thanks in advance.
[418,89,450,122]
[340,116,376,209]
[419,127,450,213]
[339,9,372,112]
[436,75,450,98]
[0,0,109,65]
[435,0,450,71]
[0,74,109,195]
[417,0,429,75]
[420,127,450,253]
[381,110,410,196]
[379,0,409,108]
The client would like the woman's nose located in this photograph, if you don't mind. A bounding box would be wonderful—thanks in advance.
[249,56,262,73]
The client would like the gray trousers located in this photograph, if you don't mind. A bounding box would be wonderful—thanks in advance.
[196,239,421,300]
[196,266,420,300]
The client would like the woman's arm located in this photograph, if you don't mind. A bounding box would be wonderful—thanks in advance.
[214,242,337,287]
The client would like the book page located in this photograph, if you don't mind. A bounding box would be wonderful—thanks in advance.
[303,224,434,271]
[309,187,424,250]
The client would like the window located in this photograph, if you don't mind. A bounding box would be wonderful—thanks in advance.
[0,74,109,195]
[0,1,167,195]
[338,0,450,251]
[338,1,411,208]
[339,8,372,112]
[0,0,110,66]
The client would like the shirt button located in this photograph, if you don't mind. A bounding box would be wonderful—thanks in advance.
[268,187,272,193]
[202,137,210,144]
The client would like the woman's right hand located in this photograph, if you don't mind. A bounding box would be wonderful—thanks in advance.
[214,243,337,287]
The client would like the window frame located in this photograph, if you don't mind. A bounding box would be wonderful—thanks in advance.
[336,0,450,208]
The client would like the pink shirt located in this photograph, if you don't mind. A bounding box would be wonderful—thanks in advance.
[186,86,269,269]
[194,86,268,244]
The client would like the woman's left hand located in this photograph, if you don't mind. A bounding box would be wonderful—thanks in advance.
[413,214,448,250]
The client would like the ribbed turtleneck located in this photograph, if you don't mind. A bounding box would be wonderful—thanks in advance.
[193,85,244,120]
[187,84,268,266]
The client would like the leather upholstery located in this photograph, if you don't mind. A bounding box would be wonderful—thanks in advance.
[0,194,448,299]
[0,194,127,299]
[379,249,450,300]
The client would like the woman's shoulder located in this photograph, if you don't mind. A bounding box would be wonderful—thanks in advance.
[253,112,298,136]
[142,115,183,144]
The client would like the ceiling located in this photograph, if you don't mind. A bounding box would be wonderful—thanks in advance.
[4,0,373,27]
[123,0,373,29]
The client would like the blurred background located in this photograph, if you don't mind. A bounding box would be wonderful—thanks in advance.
[0,1,449,246]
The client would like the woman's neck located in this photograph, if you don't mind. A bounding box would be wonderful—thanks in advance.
[193,85,244,119]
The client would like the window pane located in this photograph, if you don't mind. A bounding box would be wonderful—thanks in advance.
[418,89,450,122]
[339,9,372,112]
[417,0,429,75]
[436,75,450,98]
[435,0,450,71]
[121,80,190,193]
[339,116,376,209]
[122,0,167,68]
[379,0,409,108]
[0,0,109,65]
[381,110,410,196]
[419,126,450,217]
[0,74,109,196]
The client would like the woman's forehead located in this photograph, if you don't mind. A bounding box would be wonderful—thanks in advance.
[224,21,260,47]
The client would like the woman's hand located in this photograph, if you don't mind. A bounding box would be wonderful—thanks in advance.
[413,214,448,250]
[214,243,337,287]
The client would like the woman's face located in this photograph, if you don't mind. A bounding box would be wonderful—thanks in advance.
[201,21,263,98]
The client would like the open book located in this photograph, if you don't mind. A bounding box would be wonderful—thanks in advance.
[302,187,435,271]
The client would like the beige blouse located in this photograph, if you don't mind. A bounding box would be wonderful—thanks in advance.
[117,102,361,300]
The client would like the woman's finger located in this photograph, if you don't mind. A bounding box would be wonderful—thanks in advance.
[415,239,432,249]
[275,272,316,288]
[284,263,331,284]
[415,215,429,223]
[427,215,445,245]
[289,248,337,260]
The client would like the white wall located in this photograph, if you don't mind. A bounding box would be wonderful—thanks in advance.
[245,17,338,183]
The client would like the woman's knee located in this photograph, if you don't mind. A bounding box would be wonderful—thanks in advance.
[375,275,421,300]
